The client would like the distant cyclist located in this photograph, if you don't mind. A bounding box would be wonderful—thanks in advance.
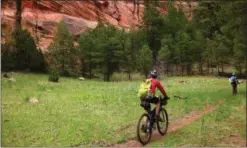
[139,70,169,120]
[229,72,239,96]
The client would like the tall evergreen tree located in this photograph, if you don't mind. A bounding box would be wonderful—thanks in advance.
[137,44,152,77]
[79,24,125,81]
[143,4,165,66]
[48,21,77,77]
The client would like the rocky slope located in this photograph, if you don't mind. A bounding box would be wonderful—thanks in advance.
[1,0,198,50]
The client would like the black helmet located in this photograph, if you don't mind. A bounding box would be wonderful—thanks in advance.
[150,69,158,78]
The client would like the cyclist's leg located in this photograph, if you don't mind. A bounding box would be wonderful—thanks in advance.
[155,102,160,117]
[150,96,161,119]
[232,83,237,95]
[235,84,238,94]
[231,83,235,95]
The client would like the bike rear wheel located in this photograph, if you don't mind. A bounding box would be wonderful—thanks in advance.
[137,113,152,145]
[157,108,169,135]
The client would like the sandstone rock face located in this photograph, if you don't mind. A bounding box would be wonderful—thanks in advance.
[1,0,198,50]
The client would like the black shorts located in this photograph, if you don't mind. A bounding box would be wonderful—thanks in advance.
[140,96,160,110]
[142,96,160,104]
[231,82,237,88]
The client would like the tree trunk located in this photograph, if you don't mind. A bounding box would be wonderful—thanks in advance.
[239,66,242,75]
[93,0,101,21]
[62,52,65,74]
[176,64,178,76]
[81,57,86,77]
[186,64,189,75]
[137,0,140,20]
[89,54,92,79]
[15,0,22,30]
[166,62,169,76]
[221,63,224,73]
[217,64,220,75]
[34,0,40,42]
[170,64,173,76]
[199,62,203,75]
[89,63,92,79]
[152,50,158,67]
[104,73,110,81]
[207,61,210,75]
[128,72,132,81]
[181,65,184,76]
[133,0,136,14]
[187,64,192,75]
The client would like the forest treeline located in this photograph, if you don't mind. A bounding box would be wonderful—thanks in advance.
[2,0,246,81]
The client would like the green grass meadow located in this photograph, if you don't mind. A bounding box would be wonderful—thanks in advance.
[1,72,246,146]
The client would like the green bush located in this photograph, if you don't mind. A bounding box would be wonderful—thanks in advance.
[1,44,17,71]
[1,29,45,72]
[48,68,60,82]
[28,47,46,72]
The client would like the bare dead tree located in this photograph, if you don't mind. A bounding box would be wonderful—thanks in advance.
[15,0,22,30]
[93,0,101,22]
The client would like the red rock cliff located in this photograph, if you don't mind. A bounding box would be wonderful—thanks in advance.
[1,0,198,50]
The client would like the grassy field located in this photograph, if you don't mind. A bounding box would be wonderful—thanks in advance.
[150,91,246,146]
[1,72,246,146]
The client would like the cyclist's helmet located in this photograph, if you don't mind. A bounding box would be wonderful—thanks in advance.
[232,72,235,76]
[150,69,158,79]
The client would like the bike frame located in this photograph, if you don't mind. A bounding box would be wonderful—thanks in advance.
[145,99,164,133]
[147,108,156,133]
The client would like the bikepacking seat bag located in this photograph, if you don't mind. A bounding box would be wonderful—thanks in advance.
[138,79,152,99]
[140,100,151,110]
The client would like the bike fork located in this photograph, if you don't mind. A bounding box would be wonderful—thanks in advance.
[148,110,156,133]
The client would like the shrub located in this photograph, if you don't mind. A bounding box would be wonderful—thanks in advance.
[1,44,17,71]
[48,68,60,82]
[1,29,45,72]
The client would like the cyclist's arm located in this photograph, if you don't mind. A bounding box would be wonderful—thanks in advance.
[157,81,168,97]
[236,77,240,84]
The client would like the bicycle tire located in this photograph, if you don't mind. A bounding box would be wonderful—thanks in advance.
[157,108,169,135]
[137,113,152,145]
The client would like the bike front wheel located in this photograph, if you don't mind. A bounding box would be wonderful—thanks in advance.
[137,113,152,145]
[157,108,169,135]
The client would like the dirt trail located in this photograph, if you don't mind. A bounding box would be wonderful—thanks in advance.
[114,103,222,147]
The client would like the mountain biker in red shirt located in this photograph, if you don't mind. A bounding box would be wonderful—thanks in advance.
[149,70,169,120]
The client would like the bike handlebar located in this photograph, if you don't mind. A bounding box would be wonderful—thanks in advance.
[159,95,170,100]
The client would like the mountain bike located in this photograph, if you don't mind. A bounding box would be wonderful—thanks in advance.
[137,96,169,145]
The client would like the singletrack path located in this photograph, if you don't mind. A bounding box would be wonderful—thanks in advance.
[114,103,222,147]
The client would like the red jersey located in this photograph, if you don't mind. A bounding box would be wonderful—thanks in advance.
[150,78,167,96]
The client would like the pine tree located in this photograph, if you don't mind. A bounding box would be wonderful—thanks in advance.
[79,24,125,81]
[157,45,170,74]
[193,1,222,39]
[143,4,165,66]
[79,31,98,78]
[122,36,135,80]
[218,1,246,74]
[137,44,152,77]
[48,20,77,77]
